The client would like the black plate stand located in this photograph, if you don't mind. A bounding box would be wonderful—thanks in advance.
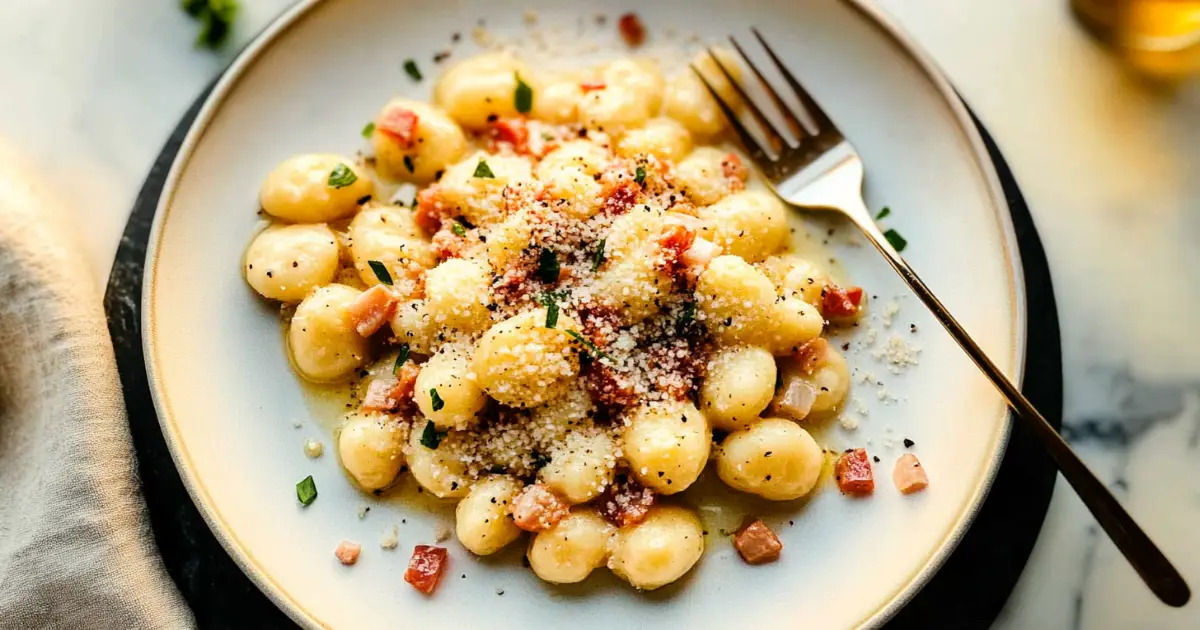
[103,86,1062,629]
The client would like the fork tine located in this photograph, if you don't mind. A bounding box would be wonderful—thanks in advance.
[728,36,806,140]
[703,47,787,151]
[690,64,771,164]
[751,27,832,133]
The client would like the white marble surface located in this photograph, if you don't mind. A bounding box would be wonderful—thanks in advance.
[1,0,1197,627]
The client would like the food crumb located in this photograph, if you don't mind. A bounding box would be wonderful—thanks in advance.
[496,588,505,596]
[471,26,493,46]
[872,335,921,374]
[303,439,324,458]
[881,301,900,328]
[434,524,451,543]
[523,9,538,24]
[291,420,303,429]
[617,12,646,47]
[357,505,370,519]
[380,524,399,549]
[335,540,361,566]
[839,415,860,431]
[903,438,915,449]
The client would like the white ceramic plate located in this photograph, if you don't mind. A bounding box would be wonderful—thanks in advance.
[144,1,1025,627]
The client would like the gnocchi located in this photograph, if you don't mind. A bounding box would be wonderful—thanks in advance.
[243,49,874,594]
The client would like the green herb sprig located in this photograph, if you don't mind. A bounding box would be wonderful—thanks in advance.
[296,475,318,506]
[328,163,358,189]
[367,260,393,285]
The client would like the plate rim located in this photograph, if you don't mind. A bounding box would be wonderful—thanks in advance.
[141,1,1028,627]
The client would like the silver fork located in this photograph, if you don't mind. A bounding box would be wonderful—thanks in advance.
[693,29,1189,607]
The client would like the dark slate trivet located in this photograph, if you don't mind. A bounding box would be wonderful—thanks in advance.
[103,85,1061,629]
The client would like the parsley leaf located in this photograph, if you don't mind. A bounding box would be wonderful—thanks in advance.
[429,388,445,412]
[403,59,422,81]
[296,475,318,506]
[876,206,891,220]
[367,260,393,285]
[540,293,562,329]
[393,344,410,374]
[361,122,376,138]
[514,73,534,114]
[419,420,445,450]
[884,228,908,252]
[566,329,610,361]
[591,238,606,272]
[451,221,467,236]
[537,248,559,283]
[327,163,358,188]
[677,301,696,330]
[531,451,551,469]
[634,166,646,185]
[183,0,239,49]
[473,160,495,178]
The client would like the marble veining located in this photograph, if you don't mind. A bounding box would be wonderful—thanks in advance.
[2,0,1198,628]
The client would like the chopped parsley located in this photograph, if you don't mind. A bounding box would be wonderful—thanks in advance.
[634,166,646,185]
[393,344,410,373]
[361,121,376,138]
[296,475,318,506]
[566,330,610,361]
[429,388,445,412]
[591,238,606,271]
[884,228,908,252]
[403,59,423,81]
[182,0,239,49]
[677,301,696,330]
[540,293,561,329]
[419,420,446,450]
[367,260,393,285]
[451,221,467,236]
[531,451,551,469]
[514,73,534,113]
[327,163,358,188]
[876,206,891,220]
[403,155,415,174]
[537,248,560,283]
[473,160,495,178]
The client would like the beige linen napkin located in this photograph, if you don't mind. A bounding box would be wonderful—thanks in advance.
[0,139,193,629]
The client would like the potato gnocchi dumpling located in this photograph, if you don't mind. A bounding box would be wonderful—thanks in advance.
[608,506,705,590]
[372,99,469,183]
[415,345,488,430]
[260,153,373,223]
[243,223,339,302]
[288,284,371,382]
[337,412,407,492]
[472,309,581,408]
[623,401,711,494]
[347,204,436,290]
[244,48,872,594]
[528,509,614,584]
[700,345,776,431]
[717,418,824,500]
[455,475,524,555]
[435,51,534,130]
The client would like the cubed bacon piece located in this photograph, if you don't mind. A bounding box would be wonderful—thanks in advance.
[733,519,783,565]
[360,363,419,413]
[404,545,448,595]
[893,454,929,495]
[334,540,361,566]
[656,224,696,272]
[794,337,830,375]
[721,152,748,186]
[490,117,529,150]
[835,448,875,496]
[596,474,656,527]
[415,186,452,234]
[378,107,419,148]
[822,284,864,318]
[770,373,816,421]
[601,181,640,216]
[617,12,646,47]
[348,284,399,337]
[509,483,570,532]
[580,81,607,92]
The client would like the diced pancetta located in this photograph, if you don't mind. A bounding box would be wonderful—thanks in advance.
[732,519,783,565]
[404,545,448,595]
[893,454,929,495]
[348,284,399,337]
[509,483,570,532]
[835,448,875,496]
[334,540,361,566]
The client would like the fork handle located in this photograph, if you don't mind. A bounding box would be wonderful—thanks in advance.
[851,215,1190,608]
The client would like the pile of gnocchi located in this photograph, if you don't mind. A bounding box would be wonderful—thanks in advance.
[243,46,876,594]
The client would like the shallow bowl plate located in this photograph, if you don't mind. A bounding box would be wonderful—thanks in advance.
[144,0,1025,627]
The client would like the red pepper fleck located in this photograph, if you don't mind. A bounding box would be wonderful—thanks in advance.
[378,107,420,148]
[489,117,529,153]
[404,545,448,595]
[835,448,875,496]
[580,81,608,93]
